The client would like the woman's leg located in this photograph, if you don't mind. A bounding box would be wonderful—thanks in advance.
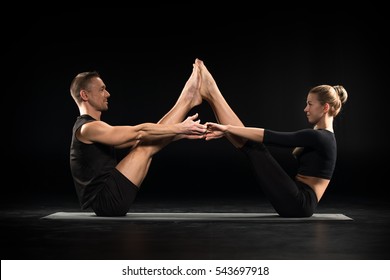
[116,62,202,187]
[196,58,247,148]
[242,141,317,217]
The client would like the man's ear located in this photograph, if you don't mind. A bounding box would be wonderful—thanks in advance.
[80,90,89,101]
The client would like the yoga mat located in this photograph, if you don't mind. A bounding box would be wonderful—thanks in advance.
[42,212,353,221]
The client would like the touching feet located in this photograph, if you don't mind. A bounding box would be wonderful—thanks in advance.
[178,62,203,108]
[195,58,218,102]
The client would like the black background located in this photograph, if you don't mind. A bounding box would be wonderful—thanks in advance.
[7,6,389,206]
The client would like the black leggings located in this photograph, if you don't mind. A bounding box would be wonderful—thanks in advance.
[240,141,318,217]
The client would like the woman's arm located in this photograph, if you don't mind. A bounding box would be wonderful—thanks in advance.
[205,122,319,148]
[205,122,265,143]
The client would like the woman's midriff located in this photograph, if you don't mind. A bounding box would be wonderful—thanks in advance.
[295,174,330,202]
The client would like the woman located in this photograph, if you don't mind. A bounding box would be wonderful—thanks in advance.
[196,58,348,217]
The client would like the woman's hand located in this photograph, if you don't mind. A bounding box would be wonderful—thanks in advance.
[204,122,227,140]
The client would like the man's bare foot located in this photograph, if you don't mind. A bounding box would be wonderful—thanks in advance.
[195,58,217,101]
[179,63,202,108]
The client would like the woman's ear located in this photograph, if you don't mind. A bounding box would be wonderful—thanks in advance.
[323,103,330,113]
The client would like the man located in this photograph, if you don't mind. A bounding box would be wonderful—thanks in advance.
[69,62,206,216]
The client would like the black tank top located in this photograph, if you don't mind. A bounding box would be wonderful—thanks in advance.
[69,115,117,209]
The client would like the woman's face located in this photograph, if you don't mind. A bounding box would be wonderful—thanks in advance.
[304,93,325,125]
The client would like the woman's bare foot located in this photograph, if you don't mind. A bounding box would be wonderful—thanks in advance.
[195,58,218,102]
[178,63,202,108]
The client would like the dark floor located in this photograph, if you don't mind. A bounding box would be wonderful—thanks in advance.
[1,193,390,260]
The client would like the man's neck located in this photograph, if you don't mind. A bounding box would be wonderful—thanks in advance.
[79,108,101,121]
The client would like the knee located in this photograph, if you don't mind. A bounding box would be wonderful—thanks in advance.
[131,144,158,158]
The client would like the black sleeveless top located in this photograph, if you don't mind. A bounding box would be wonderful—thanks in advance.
[69,115,117,209]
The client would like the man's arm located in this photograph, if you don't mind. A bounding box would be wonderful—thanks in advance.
[78,114,206,146]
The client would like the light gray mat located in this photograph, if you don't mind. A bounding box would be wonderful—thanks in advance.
[42,212,353,221]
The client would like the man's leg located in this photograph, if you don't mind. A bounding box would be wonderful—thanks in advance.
[196,58,246,148]
[116,63,202,187]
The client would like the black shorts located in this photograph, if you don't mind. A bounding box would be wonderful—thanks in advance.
[90,168,138,216]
